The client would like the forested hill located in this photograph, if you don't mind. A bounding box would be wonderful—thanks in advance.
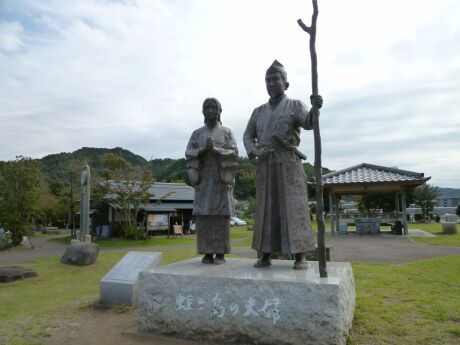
[40,147,148,183]
[438,188,460,198]
[1,147,333,200]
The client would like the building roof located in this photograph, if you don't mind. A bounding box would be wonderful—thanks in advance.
[148,182,194,201]
[141,202,193,212]
[110,201,193,212]
[322,163,430,187]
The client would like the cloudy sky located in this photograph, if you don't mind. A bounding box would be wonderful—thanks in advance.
[1,0,459,187]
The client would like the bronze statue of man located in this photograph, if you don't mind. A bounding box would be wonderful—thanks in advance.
[243,60,323,269]
[186,98,238,265]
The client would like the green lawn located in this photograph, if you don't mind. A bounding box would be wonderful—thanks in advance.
[1,251,458,345]
[48,226,251,248]
[0,248,199,344]
[49,235,196,247]
[2,222,459,344]
[408,222,460,247]
[409,222,442,233]
[411,232,460,247]
[349,256,460,345]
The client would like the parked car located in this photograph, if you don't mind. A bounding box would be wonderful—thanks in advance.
[230,217,247,226]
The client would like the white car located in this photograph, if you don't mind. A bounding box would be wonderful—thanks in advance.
[230,217,247,226]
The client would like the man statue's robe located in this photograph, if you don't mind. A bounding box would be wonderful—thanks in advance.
[243,95,315,255]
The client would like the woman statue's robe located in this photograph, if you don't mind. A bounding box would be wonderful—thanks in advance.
[185,123,238,254]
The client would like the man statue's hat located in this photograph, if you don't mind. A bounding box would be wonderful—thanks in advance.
[266,60,286,74]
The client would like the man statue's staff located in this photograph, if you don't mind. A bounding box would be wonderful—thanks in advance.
[297,0,328,277]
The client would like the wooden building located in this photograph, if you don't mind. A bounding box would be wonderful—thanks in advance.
[323,163,430,235]
[102,182,194,237]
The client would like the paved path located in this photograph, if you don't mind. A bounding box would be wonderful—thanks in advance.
[0,235,69,265]
[229,231,460,264]
[1,231,459,266]
[0,235,244,265]
[327,233,460,263]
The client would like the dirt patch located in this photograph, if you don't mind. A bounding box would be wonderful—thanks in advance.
[4,297,208,345]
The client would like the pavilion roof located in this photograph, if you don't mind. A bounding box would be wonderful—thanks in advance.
[322,163,430,187]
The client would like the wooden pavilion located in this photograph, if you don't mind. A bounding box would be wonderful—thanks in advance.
[322,163,430,235]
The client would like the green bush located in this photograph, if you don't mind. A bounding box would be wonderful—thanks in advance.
[121,223,146,240]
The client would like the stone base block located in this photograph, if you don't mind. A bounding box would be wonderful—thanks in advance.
[0,266,38,283]
[442,222,458,234]
[100,251,162,306]
[138,258,355,345]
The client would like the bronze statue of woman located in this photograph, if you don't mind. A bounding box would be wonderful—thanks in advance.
[185,98,238,264]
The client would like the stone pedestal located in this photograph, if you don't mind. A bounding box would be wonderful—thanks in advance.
[442,222,458,234]
[100,252,162,306]
[138,258,355,345]
[355,218,380,234]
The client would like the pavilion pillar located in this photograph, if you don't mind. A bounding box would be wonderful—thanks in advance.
[401,190,408,235]
[394,193,400,212]
[335,195,340,232]
[329,192,335,235]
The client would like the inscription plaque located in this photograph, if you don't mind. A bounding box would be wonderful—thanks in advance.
[100,251,162,305]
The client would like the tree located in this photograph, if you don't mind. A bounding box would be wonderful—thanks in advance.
[456,204,460,217]
[234,158,257,200]
[412,184,440,220]
[95,154,154,239]
[0,156,42,245]
[358,194,396,216]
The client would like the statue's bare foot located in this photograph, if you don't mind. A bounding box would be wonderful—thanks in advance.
[214,254,225,265]
[293,253,307,270]
[202,254,214,264]
[254,253,271,268]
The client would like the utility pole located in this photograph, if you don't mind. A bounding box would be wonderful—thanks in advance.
[69,170,75,238]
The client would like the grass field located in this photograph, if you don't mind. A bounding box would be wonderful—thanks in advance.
[349,255,460,345]
[0,248,199,345]
[1,251,458,345]
[408,222,460,247]
[2,222,458,344]
[48,227,252,248]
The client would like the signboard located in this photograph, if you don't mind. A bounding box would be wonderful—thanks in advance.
[147,213,169,231]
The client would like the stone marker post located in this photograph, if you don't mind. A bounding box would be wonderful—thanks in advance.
[79,165,91,242]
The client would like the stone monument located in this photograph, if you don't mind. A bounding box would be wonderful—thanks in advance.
[100,251,162,306]
[138,4,355,344]
[441,214,458,234]
[138,68,355,344]
[61,164,99,266]
[139,258,355,345]
[79,164,91,242]
[185,98,238,265]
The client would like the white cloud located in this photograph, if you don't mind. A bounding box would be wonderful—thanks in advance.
[0,0,459,187]
[0,21,24,51]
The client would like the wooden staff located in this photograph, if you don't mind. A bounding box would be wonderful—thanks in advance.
[298,0,327,277]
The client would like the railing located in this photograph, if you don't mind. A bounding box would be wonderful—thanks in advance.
[338,212,403,223]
